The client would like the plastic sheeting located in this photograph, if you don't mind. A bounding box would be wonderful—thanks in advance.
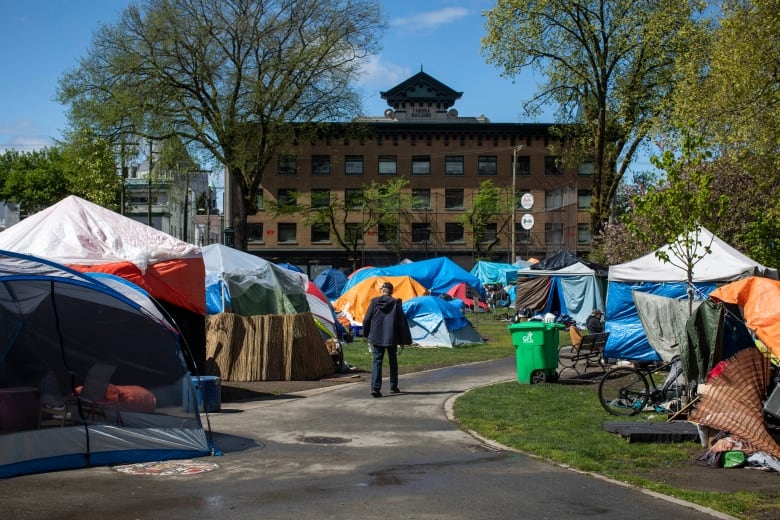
[203,244,309,316]
[0,195,205,315]
[342,257,486,299]
[470,261,518,285]
[402,296,483,348]
[604,281,717,361]
[710,276,780,359]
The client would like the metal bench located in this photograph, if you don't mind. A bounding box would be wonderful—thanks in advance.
[558,331,609,378]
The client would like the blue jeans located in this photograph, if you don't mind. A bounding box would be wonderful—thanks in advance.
[371,345,398,392]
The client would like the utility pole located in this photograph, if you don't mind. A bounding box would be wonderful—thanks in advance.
[147,139,154,227]
[511,145,524,263]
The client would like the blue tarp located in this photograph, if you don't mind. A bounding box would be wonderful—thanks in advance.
[603,281,717,361]
[313,268,349,300]
[343,258,486,299]
[514,263,607,327]
[470,261,518,285]
[402,295,484,347]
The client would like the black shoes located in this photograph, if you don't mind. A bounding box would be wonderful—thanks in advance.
[391,387,401,394]
[371,390,382,398]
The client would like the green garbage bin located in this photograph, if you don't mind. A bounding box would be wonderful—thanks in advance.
[508,321,563,384]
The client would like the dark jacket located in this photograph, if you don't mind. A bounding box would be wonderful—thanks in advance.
[362,295,412,347]
[586,314,604,334]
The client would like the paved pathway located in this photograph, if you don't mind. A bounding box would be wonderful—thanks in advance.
[1,357,734,520]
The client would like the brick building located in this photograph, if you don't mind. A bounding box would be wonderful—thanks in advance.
[245,71,593,273]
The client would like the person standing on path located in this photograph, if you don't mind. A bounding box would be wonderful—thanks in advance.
[362,281,412,398]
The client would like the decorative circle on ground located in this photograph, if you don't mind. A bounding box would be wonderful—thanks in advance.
[113,459,220,476]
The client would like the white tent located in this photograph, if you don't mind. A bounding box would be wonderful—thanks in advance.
[609,226,777,282]
[604,227,777,361]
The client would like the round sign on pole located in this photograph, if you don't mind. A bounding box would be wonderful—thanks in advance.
[520,213,534,230]
[520,192,534,210]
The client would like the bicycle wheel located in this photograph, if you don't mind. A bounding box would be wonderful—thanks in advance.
[598,366,650,416]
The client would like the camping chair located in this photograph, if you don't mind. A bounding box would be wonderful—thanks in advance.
[38,371,70,427]
[76,363,122,426]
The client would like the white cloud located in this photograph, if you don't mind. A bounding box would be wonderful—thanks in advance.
[357,55,411,88]
[390,7,470,32]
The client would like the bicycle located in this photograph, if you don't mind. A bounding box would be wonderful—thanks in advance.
[598,357,691,416]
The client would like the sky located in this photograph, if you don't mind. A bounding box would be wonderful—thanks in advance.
[0,0,651,172]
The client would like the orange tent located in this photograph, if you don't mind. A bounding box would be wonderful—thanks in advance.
[333,275,427,325]
[710,276,780,359]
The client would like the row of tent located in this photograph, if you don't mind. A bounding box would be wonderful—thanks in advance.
[2,194,779,478]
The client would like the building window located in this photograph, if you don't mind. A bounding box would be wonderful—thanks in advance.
[514,155,531,176]
[545,156,562,176]
[516,225,531,245]
[277,188,297,208]
[444,189,464,210]
[578,223,591,244]
[545,222,564,245]
[255,189,264,212]
[378,222,398,244]
[482,223,498,244]
[345,223,363,244]
[247,223,264,243]
[278,223,297,243]
[311,223,330,243]
[578,189,592,210]
[412,188,431,210]
[345,155,364,175]
[478,155,498,175]
[345,188,363,209]
[545,188,563,211]
[412,156,431,175]
[278,155,297,175]
[445,222,464,243]
[378,155,397,175]
[578,161,594,176]
[445,155,464,175]
[312,155,331,175]
[411,223,431,243]
[311,188,330,208]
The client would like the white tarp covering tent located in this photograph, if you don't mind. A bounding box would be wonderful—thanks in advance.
[402,296,484,348]
[605,227,777,361]
[0,195,208,374]
[0,250,210,478]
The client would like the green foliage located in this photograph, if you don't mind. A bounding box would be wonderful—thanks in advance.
[667,1,780,269]
[629,129,727,284]
[482,0,707,238]
[57,0,386,250]
[457,180,512,259]
[0,130,120,214]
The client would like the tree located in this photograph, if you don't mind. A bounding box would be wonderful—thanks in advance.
[670,0,780,268]
[458,180,512,260]
[628,129,727,312]
[0,130,119,215]
[269,177,412,270]
[482,0,707,237]
[57,0,385,250]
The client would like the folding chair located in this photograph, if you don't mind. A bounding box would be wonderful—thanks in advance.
[77,363,122,425]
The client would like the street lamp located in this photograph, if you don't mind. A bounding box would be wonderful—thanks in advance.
[511,145,524,263]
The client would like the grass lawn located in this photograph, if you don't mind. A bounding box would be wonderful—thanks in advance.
[343,312,780,520]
